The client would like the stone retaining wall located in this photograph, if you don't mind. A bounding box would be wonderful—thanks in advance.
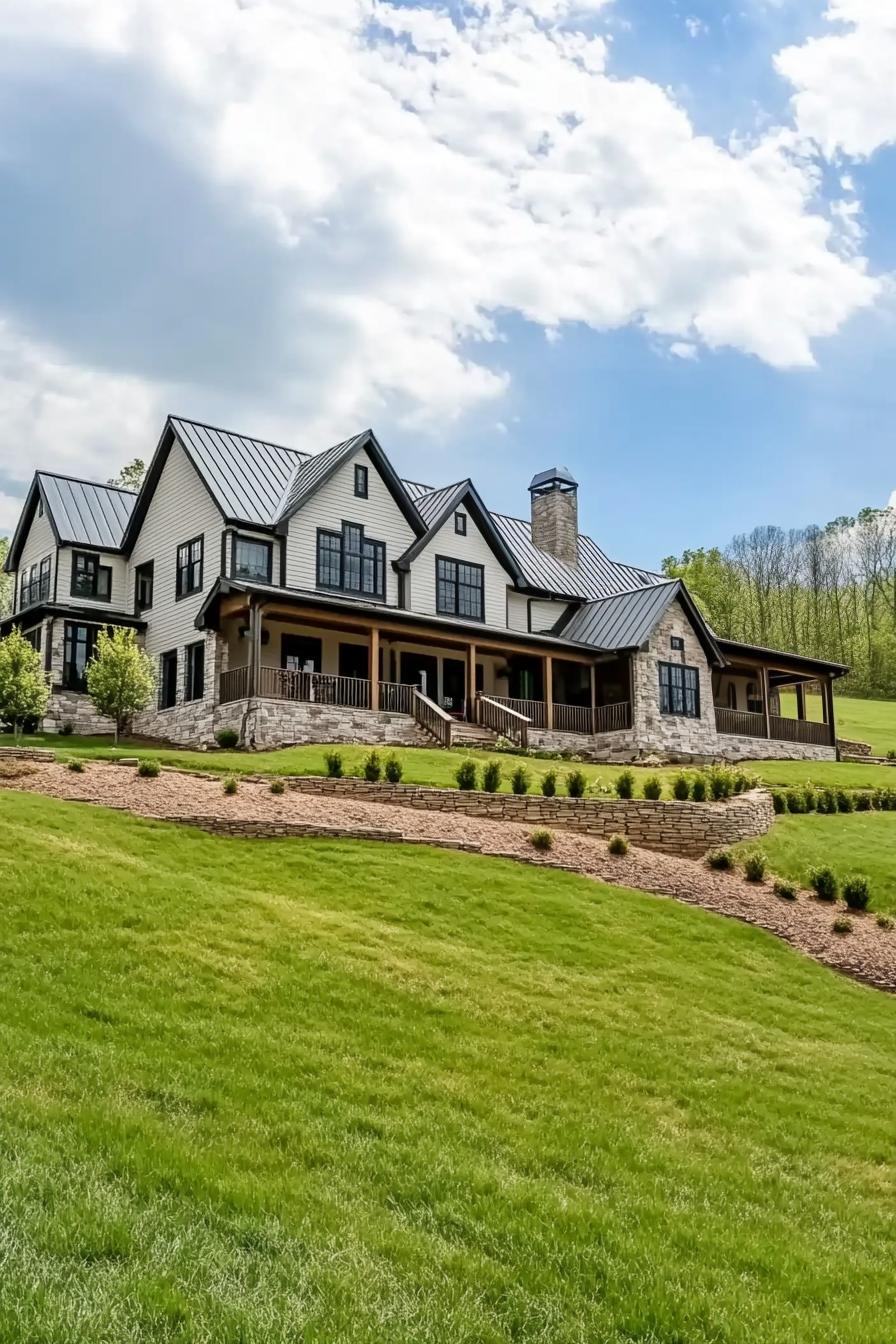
[242,699,430,750]
[167,815,481,851]
[281,777,774,858]
[838,737,871,758]
[0,745,56,762]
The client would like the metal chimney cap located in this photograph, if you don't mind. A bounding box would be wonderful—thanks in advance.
[528,466,578,493]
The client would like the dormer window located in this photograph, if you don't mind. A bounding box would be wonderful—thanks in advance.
[316,522,385,600]
[354,464,369,499]
[233,535,273,584]
[454,512,467,535]
[71,551,111,602]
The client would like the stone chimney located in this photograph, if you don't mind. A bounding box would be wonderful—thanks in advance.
[528,467,579,566]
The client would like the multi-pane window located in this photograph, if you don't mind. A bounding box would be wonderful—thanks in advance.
[62,622,99,691]
[71,551,111,601]
[658,661,700,718]
[354,464,369,498]
[159,650,178,709]
[316,524,385,600]
[233,536,273,583]
[184,641,205,702]
[435,557,484,621]
[134,560,154,612]
[23,626,42,653]
[20,557,51,609]
[176,536,203,598]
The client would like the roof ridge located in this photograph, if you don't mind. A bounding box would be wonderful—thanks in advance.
[168,412,308,459]
[37,470,139,498]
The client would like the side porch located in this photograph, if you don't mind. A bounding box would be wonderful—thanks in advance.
[713,647,839,755]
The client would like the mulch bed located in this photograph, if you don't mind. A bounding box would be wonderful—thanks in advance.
[4,761,895,994]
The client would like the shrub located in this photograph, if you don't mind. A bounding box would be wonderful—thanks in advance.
[362,750,382,783]
[785,788,806,814]
[835,789,854,813]
[455,759,478,791]
[615,769,635,800]
[384,754,403,784]
[672,772,691,801]
[566,769,587,798]
[773,877,797,901]
[481,760,502,794]
[215,729,239,749]
[733,769,758,794]
[540,768,557,797]
[802,786,817,814]
[223,777,238,795]
[854,791,873,812]
[607,833,629,856]
[269,779,285,795]
[809,865,838,902]
[876,914,893,930]
[842,874,870,911]
[60,720,74,737]
[832,916,853,935]
[324,750,343,779]
[706,848,733,871]
[690,774,707,802]
[510,764,530,796]
[707,766,735,800]
[66,758,85,773]
[816,788,837,815]
[137,759,160,779]
[642,775,662,801]
[530,829,554,852]
[888,749,896,762]
[742,850,767,883]
[771,790,787,815]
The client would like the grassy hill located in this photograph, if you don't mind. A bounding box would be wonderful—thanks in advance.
[780,690,896,756]
[2,791,896,1343]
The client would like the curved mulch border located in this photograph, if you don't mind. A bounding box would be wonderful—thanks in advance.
[3,761,895,995]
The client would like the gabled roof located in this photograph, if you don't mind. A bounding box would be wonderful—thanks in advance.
[5,472,137,569]
[491,512,664,601]
[557,579,724,664]
[275,428,425,536]
[395,480,525,584]
[170,416,309,526]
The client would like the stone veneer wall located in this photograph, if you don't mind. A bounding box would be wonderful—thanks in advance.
[633,601,719,757]
[243,699,430,750]
[528,726,641,762]
[707,734,836,763]
[282,778,775,857]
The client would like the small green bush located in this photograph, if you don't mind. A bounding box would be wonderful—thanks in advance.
[706,848,733,871]
[854,791,873,812]
[455,759,478,791]
[642,775,662,801]
[510,764,530,796]
[607,833,629,856]
[842,875,870,911]
[733,769,759,794]
[362,750,382,783]
[324,750,343,779]
[707,766,735,800]
[615,770,635,800]
[816,788,837,815]
[832,916,853,935]
[690,774,707,802]
[802,786,817,814]
[530,829,554,852]
[566,769,587,798]
[269,779,285,795]
[137,759,160,778]
[809,865,838,902]
[672,772,691,801]
[60,720,74,737]
[785,788,806,814]
[770,789,787,815]
[481,760,502,794]
[223,777,238,796]
[887,749,896,762]
[215,729,239,749]
[540,768,557,797]
[876,914,893,930]
[743,850,767,883]
[384,754,403,783]
[773,877,797,901]
[835,789,854,813]
[67,758,84,773]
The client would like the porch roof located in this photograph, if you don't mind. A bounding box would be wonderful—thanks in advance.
[0,603,147,635]
[715,638,849,680]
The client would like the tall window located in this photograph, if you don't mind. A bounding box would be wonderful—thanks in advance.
[62,622,99,691]
[233,536,273,583]
[159,650,178,709]
[134,560,154,612]
[185,641,205,702]
[454,512,467,535]
[176,536,203,598]
[316,524,385,600]
[658,661,700,718]
[71,551,111,601]
[354,464,369,498]
[435,557,484,621]
[20,557,51,609]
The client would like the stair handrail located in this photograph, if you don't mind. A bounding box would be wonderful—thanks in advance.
[476,693,530,749]
[412,689,454,748]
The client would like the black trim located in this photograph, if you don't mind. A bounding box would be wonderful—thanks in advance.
[716,637,849,678]
[220,528,230,579]
[0,602,146,637]
[354,463,369,498]
[316,522,386,602]
[62,621,100,692]
[44,619,53,673]
[70,550,112,603]
[175,534,204,600]
[279,536,287,588]
[435,555,485,622]
[184,640,205,702]
[276,429,425,537]
[134,559,154,613]
[394,480,524,584]
[231,533,274,585]
[121,421,225,555]
[658,660,700,718]
[159,649,178,710]
[454,511,467,535]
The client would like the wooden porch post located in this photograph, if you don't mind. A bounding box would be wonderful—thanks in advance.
[761,666,771,740]
[823,675,837,749]
[544,654,554,731]
[589,662,597,736]
[467,642,477,722]
[369,626,380,711]
[795,683,806,721]
[247,599,260,699]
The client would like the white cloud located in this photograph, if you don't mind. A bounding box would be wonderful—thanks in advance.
[685,16,707,38]
[669,340,699,360]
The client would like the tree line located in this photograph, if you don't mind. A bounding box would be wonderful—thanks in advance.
[664,506,896,699]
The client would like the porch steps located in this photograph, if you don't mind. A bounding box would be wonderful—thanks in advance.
[450,721,500,750]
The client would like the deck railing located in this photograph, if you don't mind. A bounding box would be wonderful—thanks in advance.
[483,695,547,729]
[714,706,767,739]
[413,689,454,748]
[477,694,529,748]
[219,665,250,704]
[716,705,832,747]
[379,681,415,715]
[593,700,632,734]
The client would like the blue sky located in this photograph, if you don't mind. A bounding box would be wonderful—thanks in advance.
[0,0,893,569]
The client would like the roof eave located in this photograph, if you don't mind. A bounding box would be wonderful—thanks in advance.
[277,429,426,538]
[395,481,526,585]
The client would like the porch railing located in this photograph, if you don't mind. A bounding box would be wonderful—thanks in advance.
[219,665,249,704]
[714,706,767,739]
[474,695,631,736]
[552,703,593,735]
[480,695,547,728]
[593,700,632,734]
[413,689,453,748]
[379,681,415,715]
[716,705,833,747]
[477,694,529,748]
[258,666,372,708]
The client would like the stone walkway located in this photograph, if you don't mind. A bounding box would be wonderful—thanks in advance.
[5,760,896,994]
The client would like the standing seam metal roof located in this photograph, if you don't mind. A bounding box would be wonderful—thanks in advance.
[558,581,681,649]
[491,512,663,600]
[37,473,136,550]
[169,417,310,526]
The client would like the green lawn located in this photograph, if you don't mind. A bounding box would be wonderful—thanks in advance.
[737,810,896,916]
[780,690,896,757]
[2,791,896,1342]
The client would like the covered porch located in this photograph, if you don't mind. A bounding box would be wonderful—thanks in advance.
[713,644,841,751]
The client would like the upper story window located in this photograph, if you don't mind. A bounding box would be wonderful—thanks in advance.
[233,535,273,584]
[20,557,51,609]
[670,635,684,651]
[436,556,484,622]
[316,523,385,600]
[658,661,700,718]
[134,560,154,612]
[176,535,204,599]
[354,464,369,499]
[62,621,99,692]
[71,551,111,602]
[454,512,467,535]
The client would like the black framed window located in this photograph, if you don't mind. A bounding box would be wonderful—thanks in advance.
[23,626,42,653]
[658,661,700,718]
[134,560,154,612]
[184,641,205,702]
[316,523,385,600]
[159,650,178,709]
[20,557,51,609]
[176,536,203,598]
[435,557,484,621]
[670,635,684,651]
[454,512,467,535]
[62,622,99,692]
[71,551,111,601]
[354,464,369,498]
[233,536,273,583]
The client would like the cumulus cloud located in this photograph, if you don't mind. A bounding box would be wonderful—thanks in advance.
[0,0,888,508]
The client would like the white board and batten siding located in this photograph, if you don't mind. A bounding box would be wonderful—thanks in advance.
[128,440,223,660]
[408,507,513,629]
[284,446,416,607]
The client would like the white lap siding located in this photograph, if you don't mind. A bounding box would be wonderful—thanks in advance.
[56,547,129,612]
[12,507,56,610]
[408,510,512,629]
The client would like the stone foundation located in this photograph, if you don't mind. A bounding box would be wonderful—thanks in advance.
[710,734,836,763]
[41,692,116,736]
[242,699,430,750]
[528,727,642,762]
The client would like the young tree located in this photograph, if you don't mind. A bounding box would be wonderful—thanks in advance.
[0,627,49,741]
[86,627,155,743]
[108,458,146,491]
[0,537,11,617]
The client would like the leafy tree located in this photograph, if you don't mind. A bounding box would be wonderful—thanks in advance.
[86,627,155,743]
[0,537,11,617]
[0,627,49,740]
[108,458,146,491]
